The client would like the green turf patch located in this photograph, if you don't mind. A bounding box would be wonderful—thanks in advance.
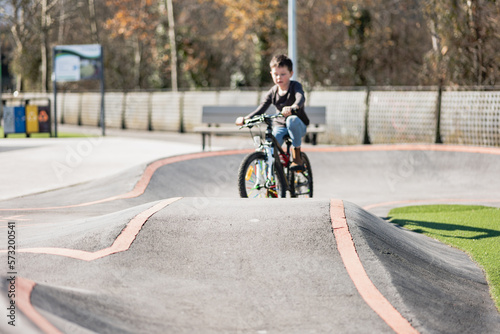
[388,205,500,311]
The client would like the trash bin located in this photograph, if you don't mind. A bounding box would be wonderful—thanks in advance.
[3,106,15,135]
[26,105,39,135]
[37,106,51,134]
[3,106,26,137]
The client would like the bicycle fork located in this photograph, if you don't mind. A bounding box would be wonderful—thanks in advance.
[259,141,292,197]
[264,144,276,189]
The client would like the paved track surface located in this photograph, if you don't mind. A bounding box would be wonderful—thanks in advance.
[1,128,499,333]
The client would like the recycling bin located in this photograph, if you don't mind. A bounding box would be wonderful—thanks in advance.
[3,106,26,137]
[26,105,39,135]
[37,106,51,134]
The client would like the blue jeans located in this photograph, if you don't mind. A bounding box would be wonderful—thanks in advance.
[272,116,307,147]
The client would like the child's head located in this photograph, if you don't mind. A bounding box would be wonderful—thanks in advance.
[269,55,294,88]
[270,54,293,72]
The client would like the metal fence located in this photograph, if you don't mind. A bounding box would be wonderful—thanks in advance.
[368,90,438,144]
[440,91,500,146]
[2,88,500,147]
[309,90,366,145]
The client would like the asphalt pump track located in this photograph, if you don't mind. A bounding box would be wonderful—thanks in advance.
[1,144,499,333]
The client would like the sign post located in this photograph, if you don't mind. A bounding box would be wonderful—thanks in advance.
[0,43,2,90]
[53,44,105,137]
[288,0,297,80]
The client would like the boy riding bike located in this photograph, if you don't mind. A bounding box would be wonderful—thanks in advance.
[235,54,310,171]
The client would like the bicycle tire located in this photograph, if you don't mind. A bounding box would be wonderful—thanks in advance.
[273,159,288,198]
[237,151,286,198]
[290,152,313,198]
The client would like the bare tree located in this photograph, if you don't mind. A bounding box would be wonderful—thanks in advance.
[88,0,99,43]
[39,0,59,92]
[2,0,500,90]
[164,0,178,91]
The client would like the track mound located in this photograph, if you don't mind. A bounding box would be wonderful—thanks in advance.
[343,201,500,333]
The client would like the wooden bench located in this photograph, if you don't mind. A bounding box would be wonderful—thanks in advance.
[193,106,326,151]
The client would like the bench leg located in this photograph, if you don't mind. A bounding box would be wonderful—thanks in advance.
[201,133,213,151]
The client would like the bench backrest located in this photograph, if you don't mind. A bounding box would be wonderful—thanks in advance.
[202,106,326,125]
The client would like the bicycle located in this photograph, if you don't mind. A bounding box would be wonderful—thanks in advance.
[237,113,313,198]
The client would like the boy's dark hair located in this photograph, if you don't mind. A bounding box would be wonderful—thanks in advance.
[270,54,293,72]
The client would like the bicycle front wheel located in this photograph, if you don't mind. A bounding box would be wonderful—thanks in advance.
[238,151,286,198]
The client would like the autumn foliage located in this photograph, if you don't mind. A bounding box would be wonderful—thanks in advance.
[1,0,499,91]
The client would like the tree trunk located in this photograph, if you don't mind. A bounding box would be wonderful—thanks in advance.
[134,36,142,88]
[88,0,99,43]
[11,3,25,92]
[58,0,65,43]
[165,0,178,91]
[466,0,483,85]
[40,0,48,93]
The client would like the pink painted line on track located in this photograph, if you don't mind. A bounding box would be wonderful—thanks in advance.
[121,150,250,200]
[330,199,419,334]
[0,149,251,212]
[16,277,63,334]
[2,144,498,212]
[5,197,181,261]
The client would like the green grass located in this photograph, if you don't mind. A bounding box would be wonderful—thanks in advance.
[0,127,94,138]
[388,205,500,311]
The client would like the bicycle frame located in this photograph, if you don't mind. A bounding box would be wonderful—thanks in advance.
[244,114,293,196]
[238,113,313,198]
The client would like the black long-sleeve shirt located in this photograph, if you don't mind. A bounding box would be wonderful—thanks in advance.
[246,81,309,128]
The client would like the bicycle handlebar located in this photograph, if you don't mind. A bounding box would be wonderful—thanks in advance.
[239,113,283,129]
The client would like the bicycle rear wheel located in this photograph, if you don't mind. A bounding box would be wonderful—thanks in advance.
[238,151,286,198]
[291,152,313,198]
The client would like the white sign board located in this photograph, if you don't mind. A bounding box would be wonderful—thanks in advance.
[54,44,102,82]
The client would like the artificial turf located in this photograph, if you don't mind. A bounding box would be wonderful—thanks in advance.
[388,204,500,311]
